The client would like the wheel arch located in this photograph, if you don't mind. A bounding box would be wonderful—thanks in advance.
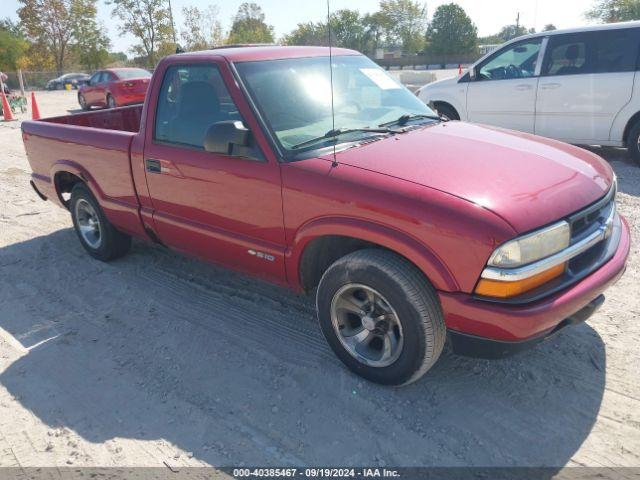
[289,217,459,294]
[622,110,640,146]
[432,101,461,120]
[51,161,103,210]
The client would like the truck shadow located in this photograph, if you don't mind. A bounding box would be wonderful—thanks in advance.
[0,229,606,469]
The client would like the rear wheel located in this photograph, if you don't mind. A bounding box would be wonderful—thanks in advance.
[434,103,460,121]
[107,94,116,109]
[627,121,640,166]
[70,183,131,261]
[78,93,89,111]
[316,249,446,386]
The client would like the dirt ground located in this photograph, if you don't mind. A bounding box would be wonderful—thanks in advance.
[0,90,639,470]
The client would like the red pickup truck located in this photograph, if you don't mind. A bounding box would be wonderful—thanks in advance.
[22,46,630,385]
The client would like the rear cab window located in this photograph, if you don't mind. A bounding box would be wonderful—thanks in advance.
[154,64,242,149]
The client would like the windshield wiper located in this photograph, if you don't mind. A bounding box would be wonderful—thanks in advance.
[291,127,398,150]
[379,113,442,128]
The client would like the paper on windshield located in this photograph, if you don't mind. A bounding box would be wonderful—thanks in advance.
[360,68,401,90]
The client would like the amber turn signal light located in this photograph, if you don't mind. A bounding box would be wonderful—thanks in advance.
[475,263,566,299]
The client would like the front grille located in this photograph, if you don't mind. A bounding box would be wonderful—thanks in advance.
[566,186,616,277]
[568,184,616,242]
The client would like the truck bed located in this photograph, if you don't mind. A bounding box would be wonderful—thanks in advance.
[43,104,143,132]
[21,105,146,238]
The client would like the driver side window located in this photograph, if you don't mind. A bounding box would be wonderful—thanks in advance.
[89,72,101,86]
[154,63,241,149]
[478,39,542,81]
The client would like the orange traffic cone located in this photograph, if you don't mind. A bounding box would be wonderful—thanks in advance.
[458,64,462,75]
[31,91,41,120]
[1,91,15,121]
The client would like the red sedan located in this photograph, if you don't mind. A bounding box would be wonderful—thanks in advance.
[78,68,151,110]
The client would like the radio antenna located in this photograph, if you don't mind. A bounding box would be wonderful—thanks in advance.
[327,0,337,167]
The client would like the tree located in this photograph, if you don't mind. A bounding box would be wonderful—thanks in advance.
[542,23,557,31]
[586,0,640,22]
[107,51,128,65]
[70,0,111,71]
[227,3,274,45]
[282,21,328,46]
[181,5,224,51]
[108,0,174,67]
[282,10,376,54]
[17,0,75,75]
[0,18,22,37]
[478,34,503,45]
[497,24,534,41]
[378,0,427,54]
[0,19,28,71]
[330,9,377,53]
[282,22,324,46]
[363,12,387,53]
[426,3,477,56]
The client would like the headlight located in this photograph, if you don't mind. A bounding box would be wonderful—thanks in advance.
[488,221,570,268]
[476,221,571,298]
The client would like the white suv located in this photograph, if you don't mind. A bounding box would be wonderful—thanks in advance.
[417,21,640,164]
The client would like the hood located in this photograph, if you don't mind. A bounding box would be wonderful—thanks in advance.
[419,75,459,92]
[331,122,613,233]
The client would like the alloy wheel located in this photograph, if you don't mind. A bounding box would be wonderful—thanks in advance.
[75,198,102,249]
[330,283,404,367]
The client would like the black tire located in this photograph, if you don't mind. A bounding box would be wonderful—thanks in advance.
[107,94,116,109]
[434,103,460,121]
[69,183,131,261]
[78,93,89,111]
[627,121,640,165]
[316,249,446,386]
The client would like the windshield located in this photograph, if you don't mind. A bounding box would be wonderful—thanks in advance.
[235,55,437,155]
[114,68,152,79]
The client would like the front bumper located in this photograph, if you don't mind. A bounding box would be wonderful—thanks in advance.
[439,215,630,345]
[449,294,605,358]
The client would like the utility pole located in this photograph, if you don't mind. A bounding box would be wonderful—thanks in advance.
[516,12,520,30]
[167,0,177,44]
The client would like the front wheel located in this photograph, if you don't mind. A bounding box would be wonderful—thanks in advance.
[107,94,116,109]
[628,121,640,166]
[316,249,446,386]
[70,183,131,261]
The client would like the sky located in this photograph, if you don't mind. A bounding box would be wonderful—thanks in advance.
[5,0,598,55]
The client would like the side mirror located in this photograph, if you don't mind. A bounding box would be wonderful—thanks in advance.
[203,120,250,155]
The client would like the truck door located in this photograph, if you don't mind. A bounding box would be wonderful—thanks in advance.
[142,61,287,284]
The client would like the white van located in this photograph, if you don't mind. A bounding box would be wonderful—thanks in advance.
[417,21,640,164]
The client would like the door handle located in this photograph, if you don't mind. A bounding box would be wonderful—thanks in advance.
[145,158,162,173]
[541,83,561,90]
[515,84,533,91]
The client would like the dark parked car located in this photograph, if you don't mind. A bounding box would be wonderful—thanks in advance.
[45,73,90,90]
